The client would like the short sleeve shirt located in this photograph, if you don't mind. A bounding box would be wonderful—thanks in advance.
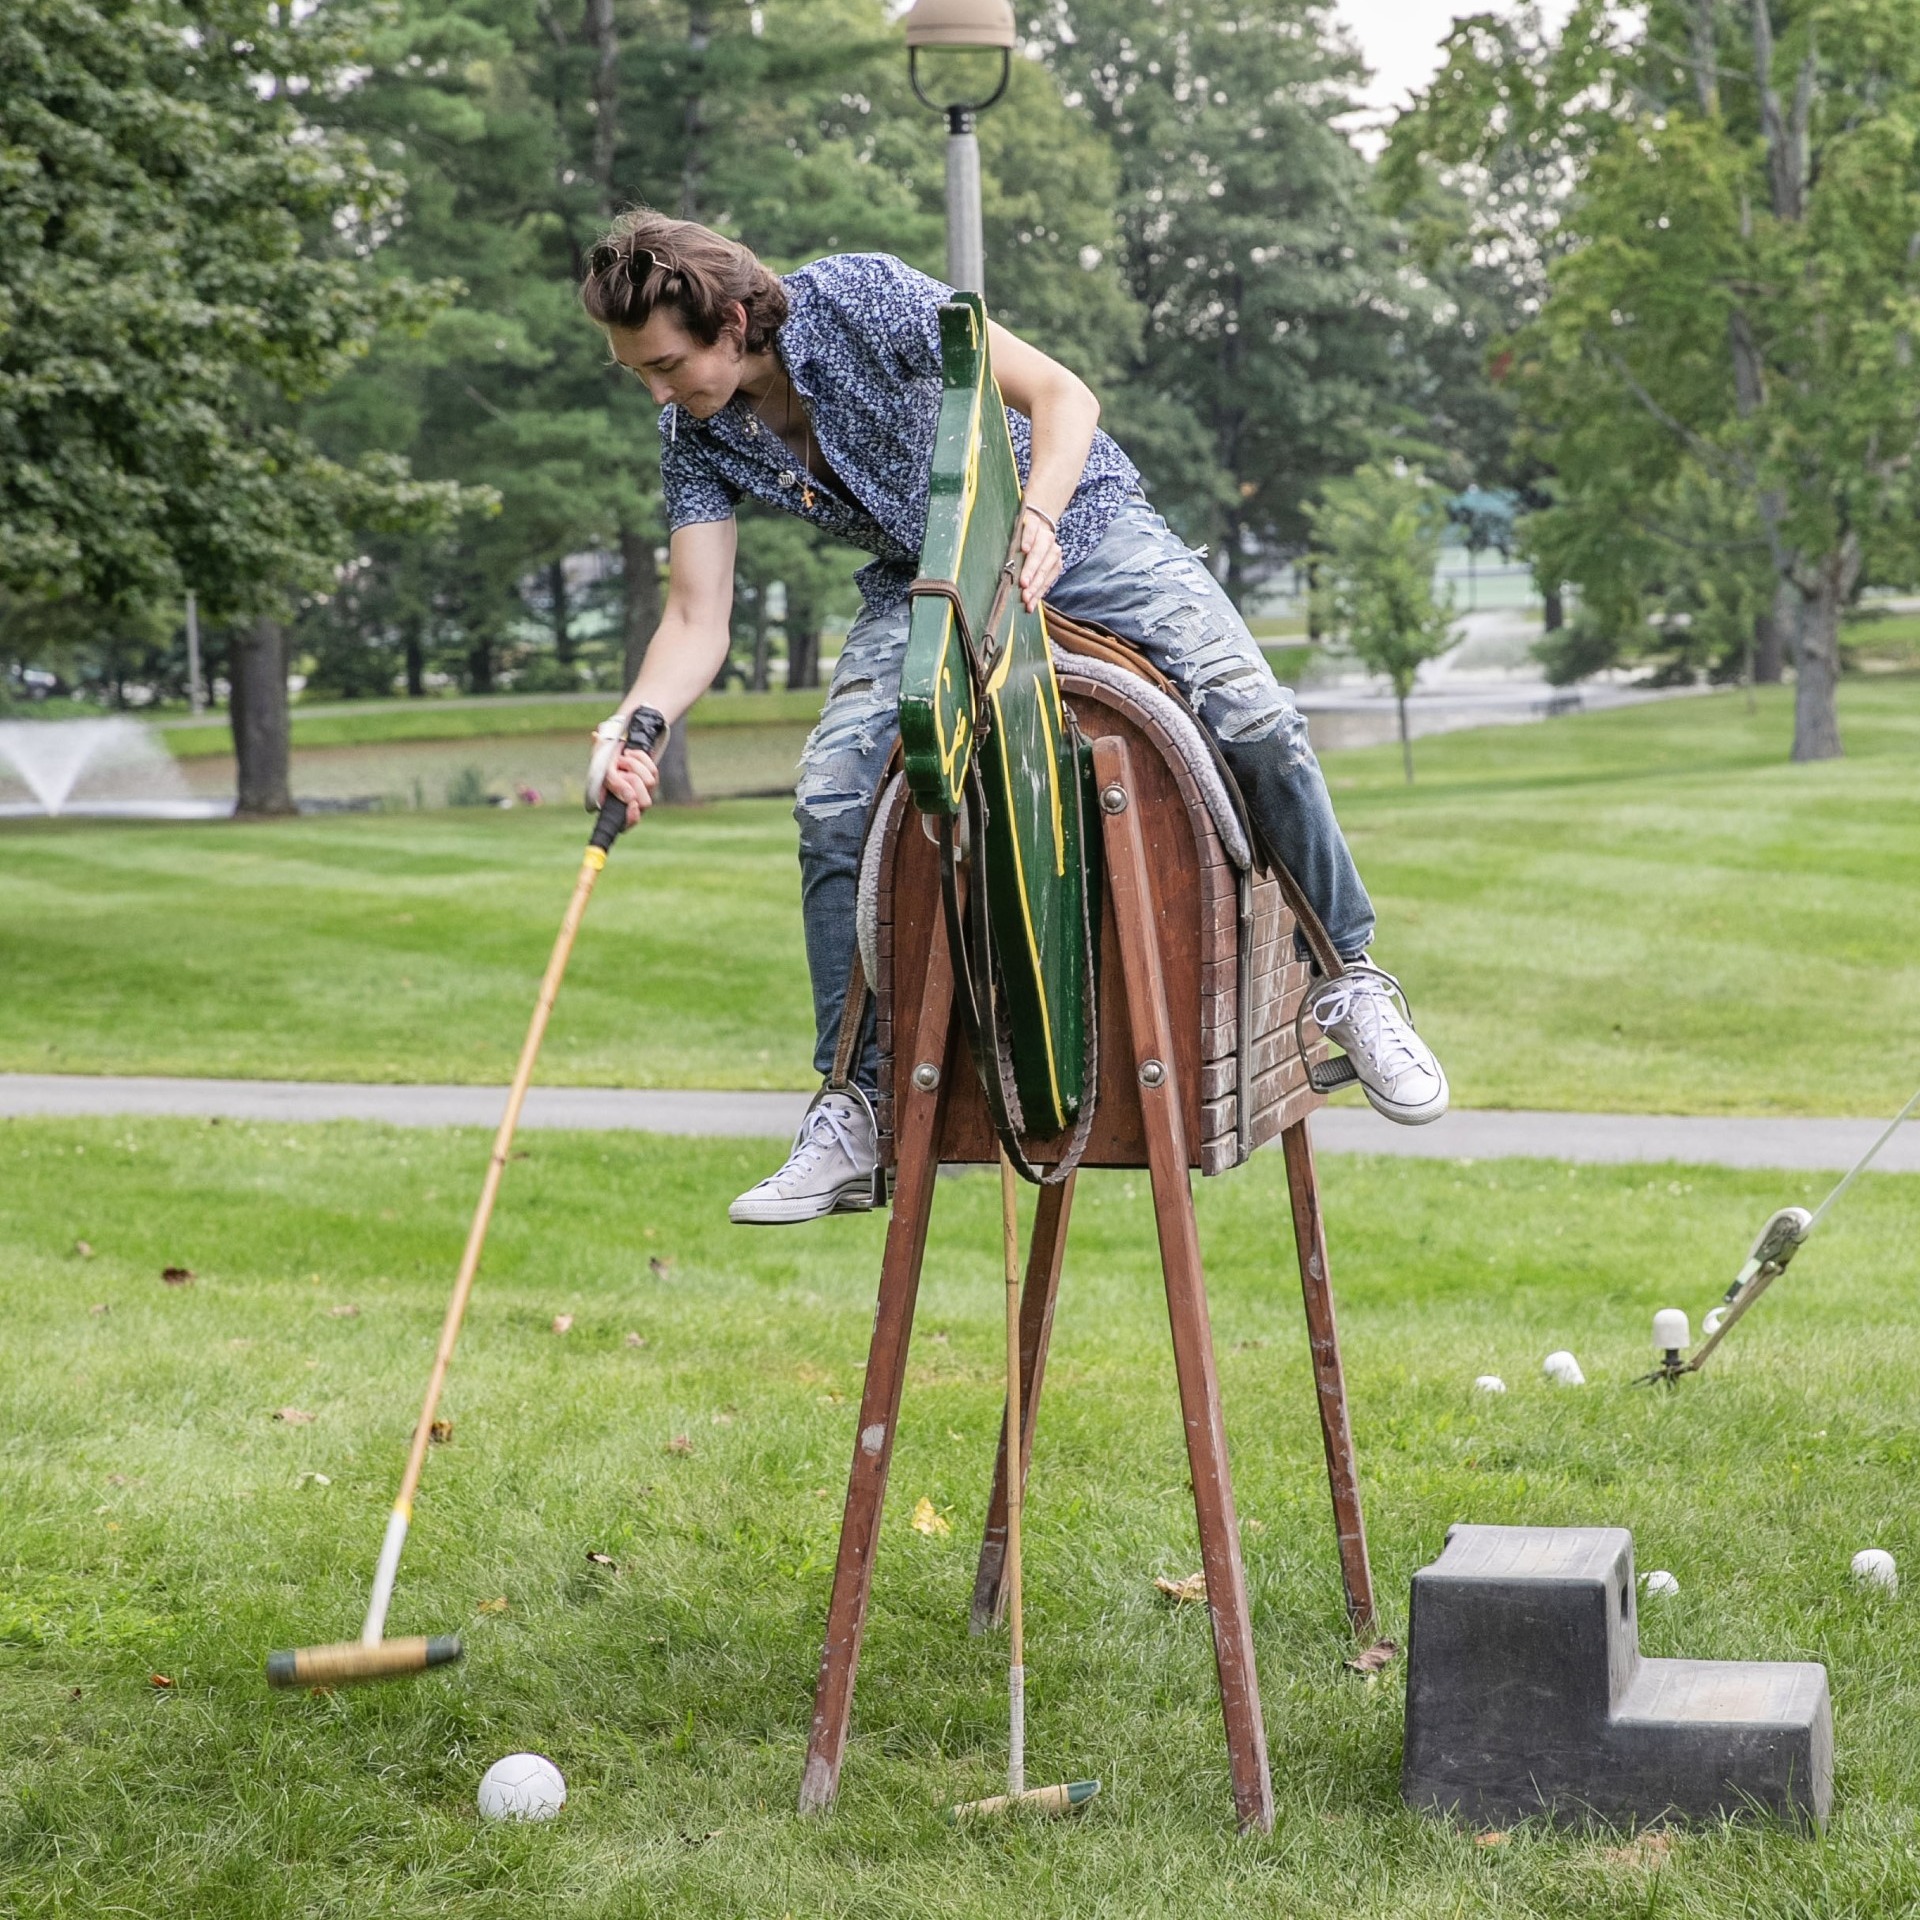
[657,253,1143,611]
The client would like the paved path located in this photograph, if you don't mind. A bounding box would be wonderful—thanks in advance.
[4,1074,1916,1174]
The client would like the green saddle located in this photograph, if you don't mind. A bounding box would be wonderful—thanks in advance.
[897,295,1098,1168]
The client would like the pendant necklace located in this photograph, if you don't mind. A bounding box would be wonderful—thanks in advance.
[784,375,817,512]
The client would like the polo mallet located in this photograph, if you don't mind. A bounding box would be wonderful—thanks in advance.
[1639,1079,1920,1385]
[947,1152,1099,1821]
[266,708,667,1688]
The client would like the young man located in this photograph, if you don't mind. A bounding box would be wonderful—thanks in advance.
[582,212,1447,1225]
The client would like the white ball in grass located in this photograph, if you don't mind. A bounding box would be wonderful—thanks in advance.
[1474,1375,1507,1394]
[1852,1549,1898,1594]
[1642,1570,1680,1599]
[477,1752,567,1822]
[1542,1349,1586,1386]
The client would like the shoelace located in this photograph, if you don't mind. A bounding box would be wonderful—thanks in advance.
[1310,975,1423,1078]
[781,1098,868,1181]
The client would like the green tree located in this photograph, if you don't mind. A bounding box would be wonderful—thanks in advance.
[1304,463,1458,783]
[1,0,472,810]
[1027,0,1413,595]
[1400,0,1920,762]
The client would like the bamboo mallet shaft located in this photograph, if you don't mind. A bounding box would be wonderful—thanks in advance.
[1000,1148,1025,1798]
[360,843,608,1645]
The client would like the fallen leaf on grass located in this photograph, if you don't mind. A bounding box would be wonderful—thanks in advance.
[625,1332,648,1348]
[1475,1830,1508,1849]
[910,1497,951,1537]
[161,1267,194,1286]
[273,1408,315,1426]
[476,1597,509,1615]
[1343,1639,1399,1676]
[88,1303,108,1317]
[149,1674,173,1690]
[551,1314,574,1335]
[296,1472,331,1488]
[1155,1572,1207,1605]
[666,1435,694,1456]
[106,1474,129,1487]
[710,1409,736,1426]
[1604,1832,1675,1870]
[327,1304,360,1319]
[74,1241,94,1258]
[648,1256,674,1279]
[69,1687,82,1700]
[428,1419,453,1445]
[586,1551,620,1572]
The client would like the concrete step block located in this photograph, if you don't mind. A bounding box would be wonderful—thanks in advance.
[1401,1523,1831,1829]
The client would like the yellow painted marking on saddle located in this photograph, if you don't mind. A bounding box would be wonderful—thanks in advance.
[990,686,1067,1127]
[1033,684,1066,877]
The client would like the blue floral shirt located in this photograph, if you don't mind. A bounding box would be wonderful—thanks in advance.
[658,253,1143,611]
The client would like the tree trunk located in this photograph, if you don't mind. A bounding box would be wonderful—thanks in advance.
[788,623,820,691]
[749,591,771,692]
[549,558,574,666]
[1543,582,1564,632]
[1790,540,1855,763]
[403,614,425,698]
[681,6,710,220]
[1397,689,1414,785]
[467,636,494,694]
[618,520,693,804]
[1753,593,1787,683]
[1305,555,1322,641]
[230,613,296,817]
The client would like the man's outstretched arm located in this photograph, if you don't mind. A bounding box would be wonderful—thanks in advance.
[604,517,738,824]
[988,320,1101,611]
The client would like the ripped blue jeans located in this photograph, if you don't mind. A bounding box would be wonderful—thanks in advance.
[793,500,1375,1086]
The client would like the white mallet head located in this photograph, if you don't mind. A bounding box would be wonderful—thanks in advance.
[1474,1374,1507,1394]
[1652,1308,1690,1353]
[1543,1349,1585,1386]
[477,1752,567,1822]
[1642,1569,1680,1598]
[1852,1549,1898,1594]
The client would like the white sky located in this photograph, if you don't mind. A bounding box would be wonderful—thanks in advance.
[1333,0,1576,122]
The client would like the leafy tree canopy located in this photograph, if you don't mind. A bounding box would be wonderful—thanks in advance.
[0,0,475,622]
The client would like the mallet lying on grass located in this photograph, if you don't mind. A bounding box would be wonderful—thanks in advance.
[267,709,667,1690]
[945,1154,1099,1821]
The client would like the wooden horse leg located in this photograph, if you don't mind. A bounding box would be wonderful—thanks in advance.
[798,935,955,1816]
[970,1172,1076,1634]
[1281,1118,1377,1638]
[1094,736,1275,1836]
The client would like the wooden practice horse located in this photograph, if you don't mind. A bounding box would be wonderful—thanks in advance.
[797,299,1375,1835]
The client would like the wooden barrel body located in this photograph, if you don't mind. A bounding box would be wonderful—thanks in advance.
[874,666,1326,1175]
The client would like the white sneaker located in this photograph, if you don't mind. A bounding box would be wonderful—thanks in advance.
[1310,964,1449,1126]
[729,1091,878,1225]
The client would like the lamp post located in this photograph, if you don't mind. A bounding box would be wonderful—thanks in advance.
[902,0,1014,295]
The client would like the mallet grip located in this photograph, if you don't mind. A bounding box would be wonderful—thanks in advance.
[266,1635,462,1689]
[589,706,668,852]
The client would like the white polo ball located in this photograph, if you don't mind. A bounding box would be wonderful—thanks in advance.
[1852,1549,1898,1594]
[1474,1374,1507,1394]
[1642,1570,1680,1599]
[477,1752,567,1822]
[1543,1349,1585,1386]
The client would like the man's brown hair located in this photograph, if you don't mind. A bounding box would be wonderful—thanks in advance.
[581,210,788,352]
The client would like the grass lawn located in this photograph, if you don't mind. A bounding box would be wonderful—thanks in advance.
[2,677,1917,1111]
[2,1117,1916,1915]
[154,687,829,760]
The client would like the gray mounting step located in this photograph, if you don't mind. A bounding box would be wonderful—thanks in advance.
[1401,1524,1831,1829]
